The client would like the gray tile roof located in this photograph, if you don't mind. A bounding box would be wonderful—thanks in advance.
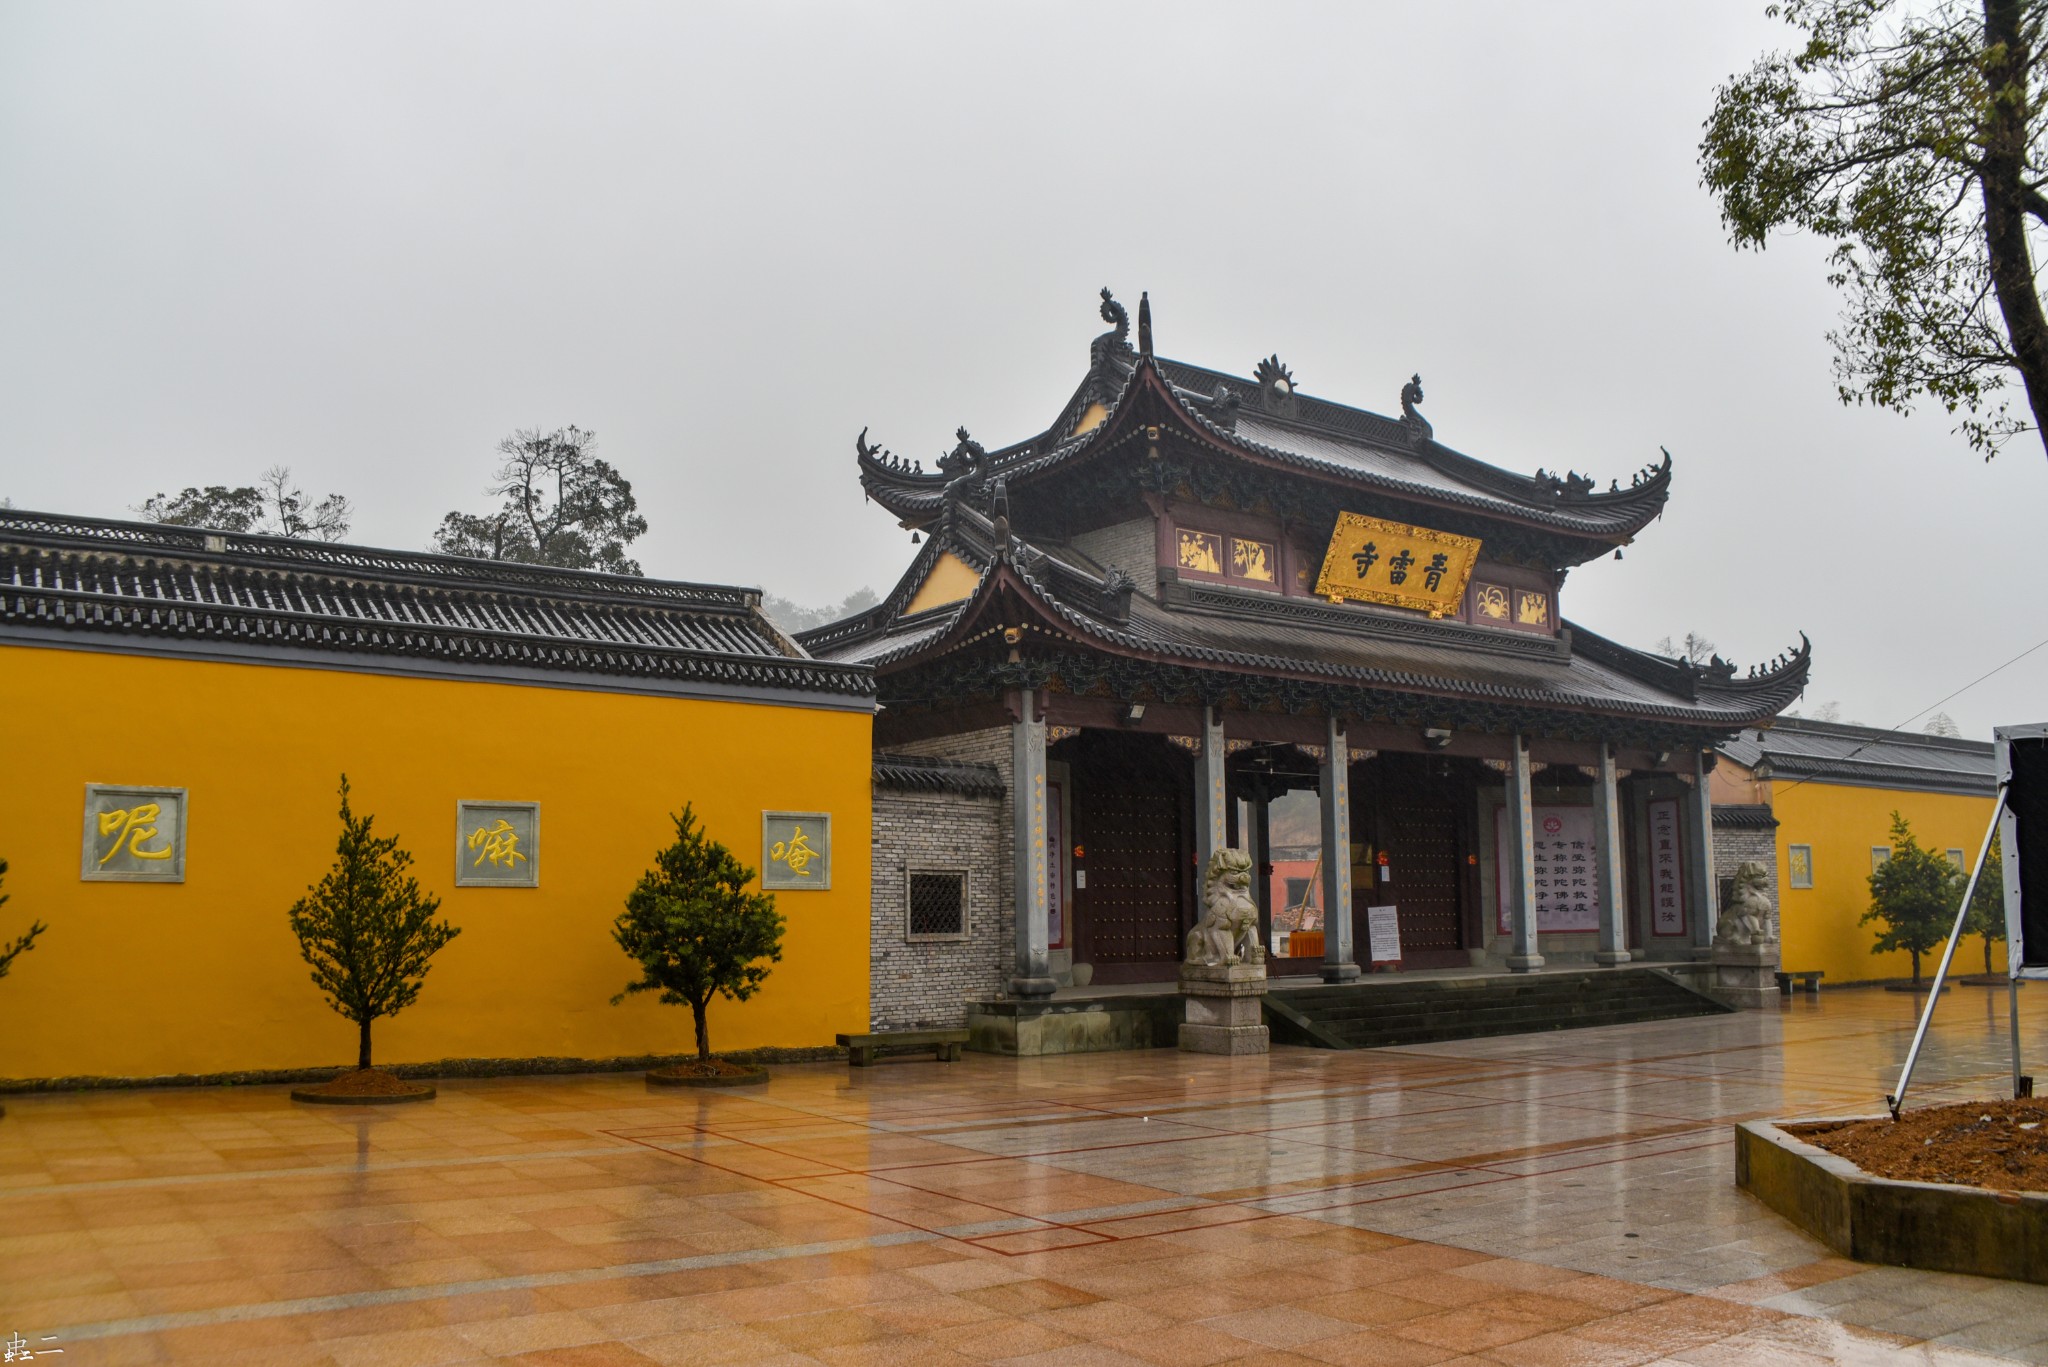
[873,753,1004,798]
[0,510,874,703]
[1718,718,1995,796]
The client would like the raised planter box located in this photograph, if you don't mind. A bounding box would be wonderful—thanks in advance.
[1736,1118,2048,1284]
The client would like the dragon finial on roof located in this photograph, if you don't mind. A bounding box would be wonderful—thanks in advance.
[1099,287,1128,342]
[1399,373,1433,449]
[937,426,985,477]
[1092,288,1134,368]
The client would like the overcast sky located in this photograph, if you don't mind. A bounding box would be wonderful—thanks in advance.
[3,2,2044,738]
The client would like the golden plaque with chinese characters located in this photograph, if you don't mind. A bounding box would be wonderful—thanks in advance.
[1313,513,1482,617]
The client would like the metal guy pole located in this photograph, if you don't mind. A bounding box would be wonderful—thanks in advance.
[1888,784,2008,1120]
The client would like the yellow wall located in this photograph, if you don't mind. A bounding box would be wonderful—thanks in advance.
[1773,779,2003,983]
[0,644,871,1080]
[904,551,982,615]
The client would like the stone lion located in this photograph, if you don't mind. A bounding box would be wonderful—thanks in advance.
[1715,859,1777,947]
[1186,848,1265,967]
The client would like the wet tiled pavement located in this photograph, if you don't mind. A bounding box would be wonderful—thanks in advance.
[5,984,2048,1364]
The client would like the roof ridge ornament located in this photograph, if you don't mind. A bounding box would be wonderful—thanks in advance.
[1631,448,1674,489]
[856,426,924,476]
[1208,381,1241,432]
[1532,468,1597,501]
[1254,355,1297,416]
[1092,288,1134,369]
[938,428,989,527]
[1138,292,1153,357]
[1254,355,1294,394]
[1400,374,1433,449]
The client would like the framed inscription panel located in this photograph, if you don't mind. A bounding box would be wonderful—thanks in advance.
[81,785,187,882]
[456,801,539,887]
[1314,513,1482,617]
[763,811,831,890]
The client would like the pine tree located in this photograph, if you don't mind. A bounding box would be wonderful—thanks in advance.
[612,804,784,1061]
[1965,833,2008,975]
[287,777,461,1070]
[0,860,46,982]
[1861,813,1963,985]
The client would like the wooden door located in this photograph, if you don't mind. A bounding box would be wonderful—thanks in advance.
[1073,737,1188,983]
[1386,796,1463,956]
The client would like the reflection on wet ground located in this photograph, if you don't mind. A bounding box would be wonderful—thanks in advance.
[5,983,2047,1363]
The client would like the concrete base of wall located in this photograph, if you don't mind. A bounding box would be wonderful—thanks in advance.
[966,996,1180,1056]
[1736,1118,2048,1284]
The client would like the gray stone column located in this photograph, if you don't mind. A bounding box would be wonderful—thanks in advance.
[1685,747,1719,953]
[1320,713,1359,982]
[1505,733,1544,972]
[1008,691,1057,997]
[1195,705,1227,876]
[1248,789,1272,950]
[1593,742,1631,966]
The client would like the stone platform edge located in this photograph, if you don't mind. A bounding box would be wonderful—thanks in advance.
[1735,1117,2048,1284]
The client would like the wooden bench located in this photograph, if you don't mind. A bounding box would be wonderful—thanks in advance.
[1775,970,1824,997]
[836,1029,968,1067]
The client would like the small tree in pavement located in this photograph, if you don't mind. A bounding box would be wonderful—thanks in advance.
[287,777,461,1071]
[612,804,784,1061]
[1862,812,1962,986]
[1965,832,2008,975]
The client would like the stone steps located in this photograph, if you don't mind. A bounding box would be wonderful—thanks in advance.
[1264,968,1729,1050]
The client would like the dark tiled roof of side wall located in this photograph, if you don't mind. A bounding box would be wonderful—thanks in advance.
[0,510,875,700]
[873,753,1005,799]
[1719,718,1995,796]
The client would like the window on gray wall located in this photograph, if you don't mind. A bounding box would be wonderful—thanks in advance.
[907,870,969,942]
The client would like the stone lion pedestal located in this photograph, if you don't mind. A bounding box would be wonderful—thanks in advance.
[1179,963,1270,1054]
[1713,944,1780,1010]
[1713,858,1781,1010]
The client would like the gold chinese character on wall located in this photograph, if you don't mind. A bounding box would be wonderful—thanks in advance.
[763,811,832,890]
[467,819,527,870]
[456,802,539,886]
[82,785,187,882]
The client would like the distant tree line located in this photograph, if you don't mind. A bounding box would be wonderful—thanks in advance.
[122,427,878,628]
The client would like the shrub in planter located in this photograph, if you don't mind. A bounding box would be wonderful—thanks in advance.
[612,804,784,1084]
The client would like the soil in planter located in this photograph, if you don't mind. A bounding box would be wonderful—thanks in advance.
[299,1068,431,1097]
[1793,1099,2048,1190]
[648,1058,758,1080]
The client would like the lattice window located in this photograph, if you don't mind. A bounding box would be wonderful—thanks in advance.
[906,870,968,941]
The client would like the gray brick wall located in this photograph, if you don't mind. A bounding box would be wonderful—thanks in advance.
[871,726,1015,1028]
[1069,519,1158,596]
[1712,822,1781,941]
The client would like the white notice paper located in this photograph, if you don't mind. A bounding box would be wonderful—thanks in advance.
[1366,905,1402,964]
